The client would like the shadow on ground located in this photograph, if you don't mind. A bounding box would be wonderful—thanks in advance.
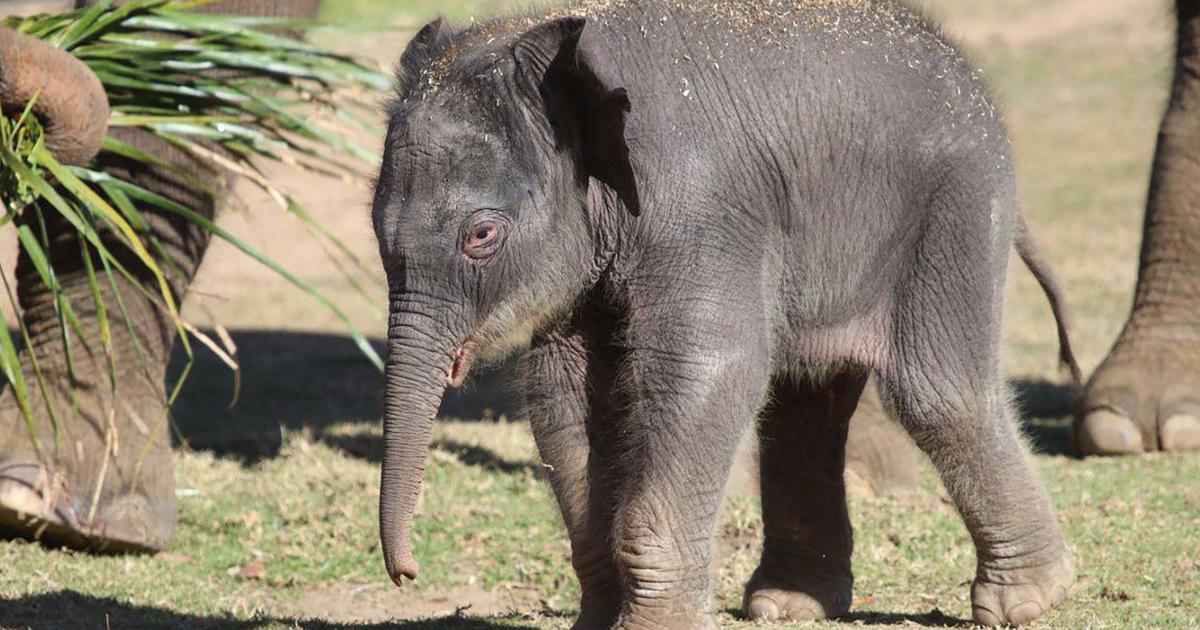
[1010,377,1077,455]
[168,330,522,463]
[324,431,544,476]
[167,330,1079,464]
[0,591,539,630]
[837,609,973,627]
[714,606,972,627]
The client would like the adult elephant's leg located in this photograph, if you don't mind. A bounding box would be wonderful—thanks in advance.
[76,0,322,16]
[1078,0,1200,454]
[0,133,215,551]
[844,378,921,496]
[743,370,867,622]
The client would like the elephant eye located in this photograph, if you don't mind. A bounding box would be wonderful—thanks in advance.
[462,220,501,261]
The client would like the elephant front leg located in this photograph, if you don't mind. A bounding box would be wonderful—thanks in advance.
[744,370,868,622]
[610,295,771,630]
[525,318,622,628]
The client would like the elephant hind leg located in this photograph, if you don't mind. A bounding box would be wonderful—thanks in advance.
[878,213,1073,626]
[743,370,867,622]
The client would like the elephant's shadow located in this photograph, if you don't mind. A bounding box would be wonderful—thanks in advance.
[168,329,523,464]
[168,329,1078,465]
[0,590,540,630]
[0,590,973,629]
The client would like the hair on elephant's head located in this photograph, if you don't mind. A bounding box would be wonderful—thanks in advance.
[371,15,637,586]
[0,28,108,165]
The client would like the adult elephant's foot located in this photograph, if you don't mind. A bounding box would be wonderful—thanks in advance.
[1079,335,1200,455]
[845,379,921,496]
[569,613,615,630]
[0,386,177,552]
[1079,5,1200,455]
[0,462,173,552]
[971,550,1074,626]
[0,274,179,552]
[742,553,852,621]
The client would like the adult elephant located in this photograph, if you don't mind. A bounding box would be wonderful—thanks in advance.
[0,0,321,552]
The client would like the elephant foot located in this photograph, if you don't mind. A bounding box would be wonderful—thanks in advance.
[845,380,921,496]
[971,551,1073,626]
[570,614,614,630]
[742,558,852,621]
[610,611,716,630]
[1079,333,1200,455]
[569,594,621,630]
[0,457,174,552]
[0,369,177,553]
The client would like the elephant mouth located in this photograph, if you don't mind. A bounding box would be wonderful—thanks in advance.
[447,338,477,388]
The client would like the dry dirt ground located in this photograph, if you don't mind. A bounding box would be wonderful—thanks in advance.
[2,0,1198,627]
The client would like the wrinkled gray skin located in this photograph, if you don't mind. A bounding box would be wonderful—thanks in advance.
[373,1,1073,628]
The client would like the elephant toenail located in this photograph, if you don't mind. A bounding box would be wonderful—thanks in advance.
[0,479,45,516]
[1160,414,1200,451]
[746,595,781,621]
[972,604,1002,627]
[1078,410,1144,455]
[1006,601,1045,625]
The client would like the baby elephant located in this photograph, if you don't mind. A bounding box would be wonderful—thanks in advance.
[371,1,1077,627]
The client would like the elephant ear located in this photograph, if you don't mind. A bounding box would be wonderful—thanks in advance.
[514,17,641,216]
[395,17,453,98]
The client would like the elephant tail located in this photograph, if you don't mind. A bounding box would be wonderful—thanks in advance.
[1014,213,1084,389]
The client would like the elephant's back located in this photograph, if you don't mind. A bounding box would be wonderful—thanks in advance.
[588,0,1004,198]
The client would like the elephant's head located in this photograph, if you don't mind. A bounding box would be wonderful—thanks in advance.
[371,16,637,585]
[0,28,108,166]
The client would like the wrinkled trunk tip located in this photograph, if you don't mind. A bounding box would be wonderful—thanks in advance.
[384,543,419,585]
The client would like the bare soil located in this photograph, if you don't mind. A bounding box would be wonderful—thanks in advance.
[286,583,543,624]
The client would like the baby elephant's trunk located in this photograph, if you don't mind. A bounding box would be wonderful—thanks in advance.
[378,313,454,584]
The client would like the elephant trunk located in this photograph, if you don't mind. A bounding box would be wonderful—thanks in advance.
[379,307,456,585]
[0,28,108,166]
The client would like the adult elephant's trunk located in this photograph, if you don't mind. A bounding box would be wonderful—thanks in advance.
[0,28,108,166]
[379,308,456,584]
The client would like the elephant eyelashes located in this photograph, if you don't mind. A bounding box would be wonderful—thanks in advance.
[462,220,501,260]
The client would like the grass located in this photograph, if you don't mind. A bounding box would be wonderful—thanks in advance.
[2,421,1197,628]
[315,0,531,29]
[3,0,1200,628]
